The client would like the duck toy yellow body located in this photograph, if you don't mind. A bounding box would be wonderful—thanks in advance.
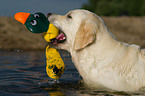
[14,12,65,79]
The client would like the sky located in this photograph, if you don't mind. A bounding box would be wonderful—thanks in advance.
[0,0,88,16]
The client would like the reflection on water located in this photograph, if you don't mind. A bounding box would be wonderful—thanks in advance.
[0,50,145,96]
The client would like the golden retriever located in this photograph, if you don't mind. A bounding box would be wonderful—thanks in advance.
[47,9,145,92]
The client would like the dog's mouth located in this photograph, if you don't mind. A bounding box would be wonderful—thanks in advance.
[50,30,66,45]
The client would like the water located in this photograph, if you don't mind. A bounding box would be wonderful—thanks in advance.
[0,50,144,96]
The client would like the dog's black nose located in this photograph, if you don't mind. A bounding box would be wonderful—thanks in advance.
[47,13,52,17]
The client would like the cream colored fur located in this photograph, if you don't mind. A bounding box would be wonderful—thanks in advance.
[48,9,145,91]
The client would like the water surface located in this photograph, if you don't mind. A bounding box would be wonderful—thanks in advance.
[0,50,144,96]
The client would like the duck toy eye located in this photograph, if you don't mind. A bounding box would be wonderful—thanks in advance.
[34,14,40,18]
[31,20,37,26]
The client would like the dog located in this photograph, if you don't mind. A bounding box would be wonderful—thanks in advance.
[47,9,145,92]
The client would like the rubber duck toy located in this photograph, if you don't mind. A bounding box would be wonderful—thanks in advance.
[14,12,65,79]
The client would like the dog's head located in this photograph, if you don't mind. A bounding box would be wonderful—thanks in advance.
[47,9,105,51]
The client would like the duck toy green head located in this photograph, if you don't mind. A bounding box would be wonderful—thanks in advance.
[15,12,50,33]
[14,12,65,43]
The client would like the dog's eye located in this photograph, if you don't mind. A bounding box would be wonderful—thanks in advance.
[67,15,72,19]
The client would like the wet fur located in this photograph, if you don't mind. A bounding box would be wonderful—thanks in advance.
[48,9,145,91]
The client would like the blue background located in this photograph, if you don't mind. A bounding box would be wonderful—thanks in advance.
[0,0,88,16]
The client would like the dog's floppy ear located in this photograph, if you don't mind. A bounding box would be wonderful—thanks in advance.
[73,20,96,50]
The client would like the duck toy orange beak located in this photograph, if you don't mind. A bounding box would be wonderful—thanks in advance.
[14,12,30,24]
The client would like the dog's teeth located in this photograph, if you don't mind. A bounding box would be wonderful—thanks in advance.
[56,33,65,41]
[63,37,65,39]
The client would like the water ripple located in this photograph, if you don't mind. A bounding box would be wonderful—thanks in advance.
[0,50,144,95]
